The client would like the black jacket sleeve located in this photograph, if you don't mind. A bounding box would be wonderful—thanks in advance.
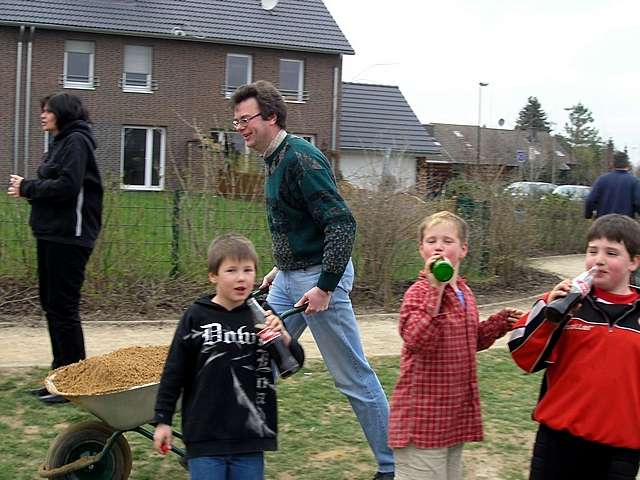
[154,313,192,426]
[20,134,90,200]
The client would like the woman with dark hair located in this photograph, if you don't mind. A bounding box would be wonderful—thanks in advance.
[7,93,103,404]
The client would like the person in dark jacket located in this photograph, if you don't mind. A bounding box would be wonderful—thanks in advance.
[153,233,304,480]
[585,151,640,219]
[7,93,103,404]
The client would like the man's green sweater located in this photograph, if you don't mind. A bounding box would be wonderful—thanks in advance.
[264,134,356,292]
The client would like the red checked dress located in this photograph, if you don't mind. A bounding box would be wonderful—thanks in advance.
[388,270,513,449]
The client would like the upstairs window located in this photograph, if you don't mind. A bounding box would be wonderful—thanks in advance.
[121,126,165,190]
[63,41,96,89]
[279,59,304,102]
[123,45,153,92]
[224,54,251,97]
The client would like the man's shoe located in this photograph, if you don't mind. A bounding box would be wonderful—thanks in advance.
[27,387,49,397]
[38,393,69,405]
[372,473,394,480]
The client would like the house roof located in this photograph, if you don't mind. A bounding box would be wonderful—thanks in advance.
[0,0,354,55]
[427,123,573,168]
[340,82,440,155]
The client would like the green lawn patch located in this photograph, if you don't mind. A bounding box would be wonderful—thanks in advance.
[0,350,547,480]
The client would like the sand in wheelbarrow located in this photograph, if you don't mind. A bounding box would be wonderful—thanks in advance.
[50,345,169,396]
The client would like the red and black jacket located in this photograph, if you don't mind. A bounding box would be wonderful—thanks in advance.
[508,287,640,449]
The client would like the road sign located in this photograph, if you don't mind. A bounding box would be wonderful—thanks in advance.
[516,150,526,163]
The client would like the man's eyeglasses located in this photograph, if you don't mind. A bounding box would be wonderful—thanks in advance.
[232,112,261,129]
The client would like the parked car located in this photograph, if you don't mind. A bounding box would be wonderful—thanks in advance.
[505,181,558,198]
[552,184,591,201]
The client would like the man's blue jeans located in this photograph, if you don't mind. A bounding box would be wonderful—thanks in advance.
[267,259,395,474]
[188,452,264,480]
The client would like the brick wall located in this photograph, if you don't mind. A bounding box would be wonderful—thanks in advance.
[1,27,342,189]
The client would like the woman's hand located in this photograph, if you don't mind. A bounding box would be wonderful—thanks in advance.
[7,175,23,198]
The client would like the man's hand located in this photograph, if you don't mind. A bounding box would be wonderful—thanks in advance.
[259,267,279,291]
[7,175,23,198]
[295,286,331,315]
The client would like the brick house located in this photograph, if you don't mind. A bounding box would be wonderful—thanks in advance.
[424,123,574,184]
[340,82,441,195]
[1,0,353,191]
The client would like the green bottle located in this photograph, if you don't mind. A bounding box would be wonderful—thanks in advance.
[431,258,454,282]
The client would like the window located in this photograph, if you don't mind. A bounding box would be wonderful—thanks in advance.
[121,126,165,190]
[298,134,315,145]
[210,130,260,172]
[279,59,304,102]
[123,45,153,92]
[63,41,95,89]
[224,54,251,97]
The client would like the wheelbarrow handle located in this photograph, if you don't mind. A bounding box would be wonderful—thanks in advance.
[279,303,308,319]
[250,287,308,318]
[249,285,270,298]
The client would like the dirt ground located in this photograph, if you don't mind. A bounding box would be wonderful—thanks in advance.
[0,255,584,369]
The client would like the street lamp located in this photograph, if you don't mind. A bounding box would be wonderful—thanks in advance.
[476,82,489,165]
[563,106,575,168]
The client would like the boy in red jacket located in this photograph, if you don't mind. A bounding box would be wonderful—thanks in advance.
[509,214,640,479]
[388,211,522,479]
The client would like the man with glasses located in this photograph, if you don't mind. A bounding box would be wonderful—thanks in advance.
[231,80,395,480]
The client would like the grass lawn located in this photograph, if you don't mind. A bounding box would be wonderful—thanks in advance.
[0,350,545,480]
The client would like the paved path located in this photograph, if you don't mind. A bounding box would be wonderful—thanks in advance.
[0,255,583,368]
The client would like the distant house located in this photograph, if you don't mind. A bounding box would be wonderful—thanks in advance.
[1,0,353,191]
[424,123,573,183]
[339,82,441,194]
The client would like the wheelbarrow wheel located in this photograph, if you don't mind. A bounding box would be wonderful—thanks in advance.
[45,420,132,479]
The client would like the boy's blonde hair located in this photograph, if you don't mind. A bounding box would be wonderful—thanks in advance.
[207,233,258,274]
[418,211,469,244]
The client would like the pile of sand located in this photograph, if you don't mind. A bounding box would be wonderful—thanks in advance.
[49,345,169,396]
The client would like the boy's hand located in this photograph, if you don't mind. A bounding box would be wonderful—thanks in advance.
[264,310,292,346]
[501,307,524,327]
[425,254,449,288]
[153,423,173,455]
[548,279,572,303]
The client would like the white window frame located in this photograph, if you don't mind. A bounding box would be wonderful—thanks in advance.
[298,134,315,145]
[225,54,252,98]
[123,45,153,93]
[63,40,95,89]
[120,126,166,191]
[279,58,304,102]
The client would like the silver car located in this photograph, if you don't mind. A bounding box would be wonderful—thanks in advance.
[552,185,591,201]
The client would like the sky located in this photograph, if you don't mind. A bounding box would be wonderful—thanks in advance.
[322,0,640,164]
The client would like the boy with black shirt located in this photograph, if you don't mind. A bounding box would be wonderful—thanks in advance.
[509,214,640,479]
[153,233,304,479]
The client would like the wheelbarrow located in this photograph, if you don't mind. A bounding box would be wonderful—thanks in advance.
[37,299,306,479]
[38,378,185,479]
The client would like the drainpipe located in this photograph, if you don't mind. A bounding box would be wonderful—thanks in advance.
[331,65,339,171]
[13,25,25,174]
[23,26,35,177]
